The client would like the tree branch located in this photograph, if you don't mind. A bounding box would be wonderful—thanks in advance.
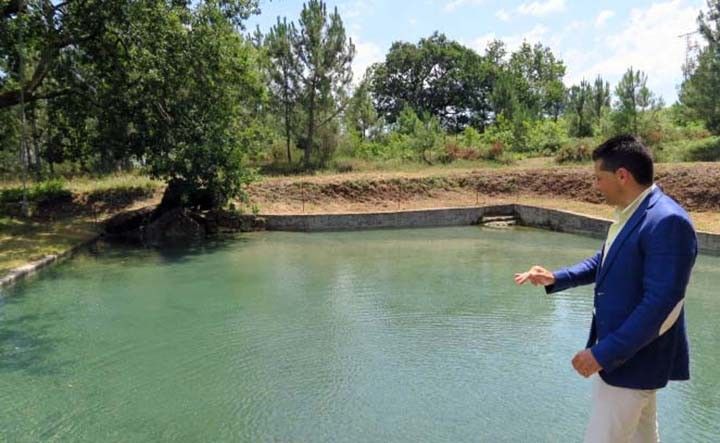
[2,0,25,19]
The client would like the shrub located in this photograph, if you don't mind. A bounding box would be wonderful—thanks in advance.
[0,179,72,204]
[443,141,481,162]
[460,126,482,149]
[555,138,594,164]
[524,119,569,155]
[683,137,720,162]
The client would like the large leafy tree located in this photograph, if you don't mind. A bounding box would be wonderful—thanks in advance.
[506,41,566,121]
[0,0,260,109]
[680,0,720,134]
[1,0,267,208]
[370,32,493,132]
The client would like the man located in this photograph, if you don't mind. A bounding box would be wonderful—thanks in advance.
[514,134,697,443]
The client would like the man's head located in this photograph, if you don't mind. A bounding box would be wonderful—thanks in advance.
[591,134,654,207]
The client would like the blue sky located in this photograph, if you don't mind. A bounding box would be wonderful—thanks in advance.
[247,0,708,104]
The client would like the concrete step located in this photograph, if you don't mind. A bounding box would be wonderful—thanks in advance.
[481,215,516,222]
[480,215,517,228]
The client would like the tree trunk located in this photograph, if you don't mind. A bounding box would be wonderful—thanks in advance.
[304,81,316,167]
[30,104,42,180]
[284,102,292,163]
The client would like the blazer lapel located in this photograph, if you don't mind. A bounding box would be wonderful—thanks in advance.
[597,187,661,284]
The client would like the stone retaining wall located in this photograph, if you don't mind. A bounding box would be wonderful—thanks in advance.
[263,205,515,232]
[264,204,720,255]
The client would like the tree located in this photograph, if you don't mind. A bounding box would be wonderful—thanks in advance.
[566,80,593,137]
[680,0,720,134]
[290,0,355,167]
[345,73,378,140]
[613,67,662,135]
[1,0,268,208]
[507,42,566,121]
[591,75,611,120]
[370,32,493,132]
[265,17,300,163]
[0,0,261,110]
[565,76,610,137]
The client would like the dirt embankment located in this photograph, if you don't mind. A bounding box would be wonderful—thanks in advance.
[248,163,720,213]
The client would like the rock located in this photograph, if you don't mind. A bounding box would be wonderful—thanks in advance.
[104,206,156,235]
[143,208,206,246]
[103,205,265,246]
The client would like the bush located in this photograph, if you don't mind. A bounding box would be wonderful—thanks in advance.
[479,115,516,150]
[86,184,156,205]
[555,138,594,164]
[524,119,569,155]
[0,179,72,204]
[682,137,720,162]
[328,157,357,173]
[442,141,481,162]
[653,136,720,163]
[460,126,482,148]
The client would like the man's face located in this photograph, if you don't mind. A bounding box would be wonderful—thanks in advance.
[593,159,623,206]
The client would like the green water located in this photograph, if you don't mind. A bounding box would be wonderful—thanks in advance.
[0,227,718,442]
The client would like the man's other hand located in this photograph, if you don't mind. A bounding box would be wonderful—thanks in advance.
[572,349,602,378]
[514,265,556,287]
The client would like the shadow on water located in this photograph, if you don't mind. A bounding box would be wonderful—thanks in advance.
[0,232,257,377]
[92,233,253,265]
[0,305,70,376]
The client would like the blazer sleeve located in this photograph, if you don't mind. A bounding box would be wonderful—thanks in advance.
[545,248,603,295]
[590,214,697,372]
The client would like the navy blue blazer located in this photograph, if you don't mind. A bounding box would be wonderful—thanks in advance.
[546,186,697,389]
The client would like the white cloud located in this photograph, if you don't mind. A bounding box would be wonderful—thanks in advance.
[563,0,701,102]
[565,20,586,32]
[469,32,498,54]
[595,9,615,28]
[339,0,375,19]
[351,38,384,84]
[444,0,484,13]
[517,0,566,16]
[495,9,511,21]
[409,17,418,26]
[506,24,551,50]
[468,25,553,55]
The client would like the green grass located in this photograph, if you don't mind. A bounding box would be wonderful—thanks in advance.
[0,173,164,278]
[0,173,164,194]
[0,216,100,277]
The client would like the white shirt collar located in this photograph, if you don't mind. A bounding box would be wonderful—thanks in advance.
[614,184,656,222]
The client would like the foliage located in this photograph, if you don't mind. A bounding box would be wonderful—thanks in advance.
[0,179,71,204]
[612,67,663,136]
[555,138,595,164]
[370,32,493,131]
[680,0,720,134]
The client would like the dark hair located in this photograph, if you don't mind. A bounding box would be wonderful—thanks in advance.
[592,134,654,185]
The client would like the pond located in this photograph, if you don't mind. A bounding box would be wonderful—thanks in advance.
[1,227,718,441]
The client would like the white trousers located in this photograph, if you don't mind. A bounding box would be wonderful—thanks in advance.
[584,375,659,443]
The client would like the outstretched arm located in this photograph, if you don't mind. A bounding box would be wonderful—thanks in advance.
[543,248,603,294]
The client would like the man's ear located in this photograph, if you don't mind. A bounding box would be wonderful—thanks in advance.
[615,167,630,184]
